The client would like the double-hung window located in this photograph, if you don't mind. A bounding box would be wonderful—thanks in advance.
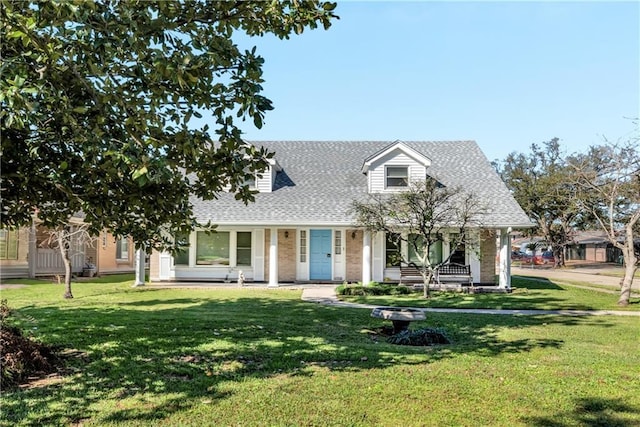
[385,233,401,267]
[174,233,190,266]
[236,232,252,266]
[116,238,129,260]
[386,166,409,188]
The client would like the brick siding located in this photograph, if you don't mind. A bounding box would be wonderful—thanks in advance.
[345,229,363,282]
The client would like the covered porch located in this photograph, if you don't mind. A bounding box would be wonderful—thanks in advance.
[150,226,514,290]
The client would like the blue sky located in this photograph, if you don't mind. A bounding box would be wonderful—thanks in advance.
[226,1,639,162]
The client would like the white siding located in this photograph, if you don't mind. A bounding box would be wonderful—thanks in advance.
[256,166,273,193]
[368,149,427,193]
[171,267,255,281]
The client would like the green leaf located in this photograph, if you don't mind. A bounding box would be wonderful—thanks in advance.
[132,166,148,180]
[253,113,263,129]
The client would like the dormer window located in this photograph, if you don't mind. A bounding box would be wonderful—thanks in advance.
[386,166,409,188]
[243,173,256,189]
[362,141,431,194]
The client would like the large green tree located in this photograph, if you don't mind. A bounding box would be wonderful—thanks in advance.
[498,138,581,267]
[1,0,337,262]
[569,135,640,306]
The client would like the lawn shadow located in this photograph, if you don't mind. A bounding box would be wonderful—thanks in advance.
[513,276,565,290]
[523,396,640,426]
[0,289,625,425]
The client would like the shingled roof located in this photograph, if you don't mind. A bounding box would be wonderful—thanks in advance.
[191,140,533,228]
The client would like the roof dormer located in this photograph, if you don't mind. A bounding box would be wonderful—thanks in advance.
[361,141,431,193]
[254,158,282,193]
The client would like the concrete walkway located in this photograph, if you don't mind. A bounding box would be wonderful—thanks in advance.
[300,281,640,317]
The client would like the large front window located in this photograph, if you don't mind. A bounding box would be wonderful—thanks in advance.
[386,166,409,188]
[196,232,230,265]
[407,234,442,266]
[193,231,253,267]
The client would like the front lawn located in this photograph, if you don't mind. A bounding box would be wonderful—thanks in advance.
[1,276,639,426]
[338,277,640,311]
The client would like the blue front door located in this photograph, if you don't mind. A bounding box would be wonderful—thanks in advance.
[310,229,332,280]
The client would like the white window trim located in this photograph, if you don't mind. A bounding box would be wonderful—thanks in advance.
[236,231,253,267]
[385,165,409,189]
[177,230,254,269]
[116,238,129,261]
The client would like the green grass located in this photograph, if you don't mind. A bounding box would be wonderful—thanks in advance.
[340,277,640,311]
[1,275,639,426]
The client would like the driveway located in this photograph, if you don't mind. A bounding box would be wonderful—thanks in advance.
[512,264,639,292]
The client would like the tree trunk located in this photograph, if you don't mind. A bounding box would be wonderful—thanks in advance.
[552,245,564,268]
[57,231,73,299]
[617,243,637,306]
[422,271,433,299]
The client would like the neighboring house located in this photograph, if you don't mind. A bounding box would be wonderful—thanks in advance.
[566,230,632,263]
[0,227,30,279]
[93,230,139,275]
[150,140,532,288]
[0,222,136,279]
[513,231,634,264]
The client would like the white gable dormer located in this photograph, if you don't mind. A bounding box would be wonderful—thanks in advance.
[255,158,282,193]
[361,141,431,193]
[225,158,281,193]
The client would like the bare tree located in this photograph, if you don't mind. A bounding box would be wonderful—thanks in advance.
[41,222,95,299]
[569,134,640,306]
[351,179,486,298]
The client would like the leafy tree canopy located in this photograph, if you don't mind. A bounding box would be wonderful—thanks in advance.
[1,0,338,250]
[498,138,581,267]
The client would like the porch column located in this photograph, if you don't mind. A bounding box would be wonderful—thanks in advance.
[133,246,146,287]
[362,231,371,284]
[268,228,279,287]
[28,222,37,278]
[498,228,512,289]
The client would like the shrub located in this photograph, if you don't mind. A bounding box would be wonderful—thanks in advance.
[387,328,451,346]
[336,283,413,296]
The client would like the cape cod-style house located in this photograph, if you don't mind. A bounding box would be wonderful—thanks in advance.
[150,140,532,288]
